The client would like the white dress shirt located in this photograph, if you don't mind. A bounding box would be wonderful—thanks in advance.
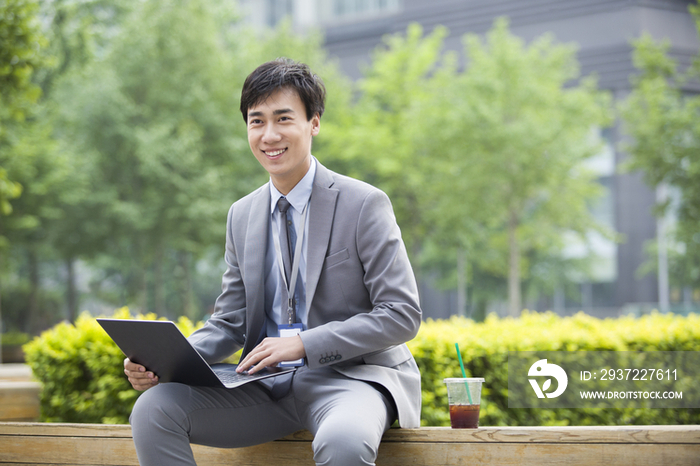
[264,157,316,338]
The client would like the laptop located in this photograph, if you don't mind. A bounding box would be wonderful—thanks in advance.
[97,318,295,389]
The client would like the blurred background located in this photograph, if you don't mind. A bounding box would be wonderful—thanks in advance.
[1,0,699,345]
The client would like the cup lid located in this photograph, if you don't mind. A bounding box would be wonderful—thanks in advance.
[443,377,485,383]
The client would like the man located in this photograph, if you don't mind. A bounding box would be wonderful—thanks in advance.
[124,58,422,466]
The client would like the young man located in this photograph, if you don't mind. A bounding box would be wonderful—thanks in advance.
[124,58,422,466]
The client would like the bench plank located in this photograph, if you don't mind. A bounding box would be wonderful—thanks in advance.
[378,442,700,466]
[0,422,133,438]
[381,425,700,444]
[2,423,698,444]
[1,422,699,466]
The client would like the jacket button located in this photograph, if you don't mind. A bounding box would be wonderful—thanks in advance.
[319,358,326,364]
[336,355,342,360]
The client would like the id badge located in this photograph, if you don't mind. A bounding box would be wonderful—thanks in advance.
[278,323,305,367]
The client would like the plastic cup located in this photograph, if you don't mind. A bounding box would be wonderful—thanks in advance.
[443,377,484,428]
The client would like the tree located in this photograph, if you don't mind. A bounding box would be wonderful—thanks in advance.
[0,0,46,238]
[0,0,133,331]
[0,0,49,334]
[620,3,700,293]
[54,0,250,317]
[52,0,351,319]
[434,18,612,316]
[0,0,353,330]
[333,19,612,316]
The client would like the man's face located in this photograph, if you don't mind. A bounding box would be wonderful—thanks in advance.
[246,87,320,195]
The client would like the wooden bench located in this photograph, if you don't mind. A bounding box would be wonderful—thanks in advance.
[0,422,698,465]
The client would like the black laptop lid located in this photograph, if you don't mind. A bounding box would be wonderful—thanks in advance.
[97,319,223,387]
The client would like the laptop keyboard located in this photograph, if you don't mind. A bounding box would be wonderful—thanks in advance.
[212,364,296,387]
[215,370,253,385]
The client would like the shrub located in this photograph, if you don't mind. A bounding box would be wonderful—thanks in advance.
[23,307,201,424]
[24,308,700,425]
[409,311,700,426]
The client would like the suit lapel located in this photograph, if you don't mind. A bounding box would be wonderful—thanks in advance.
[243,185,270,354]
[306,161,338,314]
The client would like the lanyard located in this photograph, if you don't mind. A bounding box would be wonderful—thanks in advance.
[272,200,308,325]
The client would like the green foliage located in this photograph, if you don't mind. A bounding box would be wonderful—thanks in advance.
[1,0,352,331]
[50,0,251,318]
[0,0,46,127]
[322,23,448,255]
[409,312,700,426]
[428,18,612,316]
[1,330,30,346]
[328,19,613,313]
[620,4,700,290]
[23,307,201,424]
[0,167,22,217]
[0,0,47,224]
[45,0,350,320]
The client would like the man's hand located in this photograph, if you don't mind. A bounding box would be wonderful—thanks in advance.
[236,336,306,374]
[124,358,159,391]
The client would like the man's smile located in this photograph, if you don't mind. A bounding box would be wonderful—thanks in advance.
[263,148,287,157]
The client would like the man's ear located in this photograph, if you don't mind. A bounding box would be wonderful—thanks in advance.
[311,113,321,136]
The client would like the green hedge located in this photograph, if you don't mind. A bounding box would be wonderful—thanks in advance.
[23,308,201,424]
[24,308,700,425]
[409,311,700,426]
[1,331,31,346]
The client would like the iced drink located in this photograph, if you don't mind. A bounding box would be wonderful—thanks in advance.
[444,377,484,428]
[449,403,480,428]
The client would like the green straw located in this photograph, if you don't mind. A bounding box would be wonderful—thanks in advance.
[455,343,474,405]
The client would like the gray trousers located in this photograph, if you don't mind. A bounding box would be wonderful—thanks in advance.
[130,366,397,466]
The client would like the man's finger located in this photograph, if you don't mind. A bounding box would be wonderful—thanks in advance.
[246,352,276,374]
[124,357,159,390]
[125,368,157,379]
[237,347,267,373]
[126,371,159,390]
[124,358,147,372]
[237,336,305,374]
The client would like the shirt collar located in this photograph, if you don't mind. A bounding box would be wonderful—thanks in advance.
[269,157,316,215]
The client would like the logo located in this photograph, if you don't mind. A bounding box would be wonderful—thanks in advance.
[528,359,568,398]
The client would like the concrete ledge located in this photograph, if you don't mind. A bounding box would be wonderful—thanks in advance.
[0,364,33,381]
[0,422,699,465]
[0,364,39,422]
[0,382,40,422]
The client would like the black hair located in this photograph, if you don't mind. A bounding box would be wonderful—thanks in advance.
[240,58,326,123]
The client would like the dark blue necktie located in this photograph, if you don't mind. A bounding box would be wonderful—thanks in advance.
[277,197,293,282]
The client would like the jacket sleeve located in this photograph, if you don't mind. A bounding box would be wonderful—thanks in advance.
[187,203,246,363]
[299,188,422,369]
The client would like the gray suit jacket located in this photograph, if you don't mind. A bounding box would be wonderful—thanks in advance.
[188,159,422,428]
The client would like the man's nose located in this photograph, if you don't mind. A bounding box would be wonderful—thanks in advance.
[262,124,281,143]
